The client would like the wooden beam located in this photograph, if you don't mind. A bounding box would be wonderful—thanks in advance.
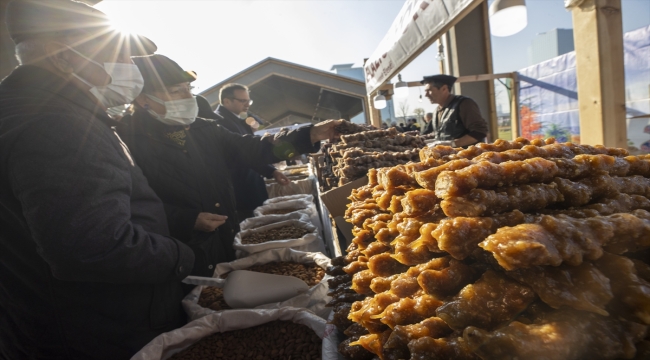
[479,0,498,143]
[571,0,626,147]
[510,73,521,139]
[448,1,498,142]
[366,97,382,127]
[377,72,514,91]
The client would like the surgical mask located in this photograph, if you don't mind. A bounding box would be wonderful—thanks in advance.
[146,94,198,126]
[65,45,144,108]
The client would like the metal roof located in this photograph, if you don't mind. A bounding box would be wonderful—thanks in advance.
[199,57,369,127]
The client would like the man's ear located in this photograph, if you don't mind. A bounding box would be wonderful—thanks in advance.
[43,42,74,74]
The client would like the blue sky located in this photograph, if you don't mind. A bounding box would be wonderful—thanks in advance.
[96,0,649,115]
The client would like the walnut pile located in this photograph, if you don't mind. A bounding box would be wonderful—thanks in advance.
[242,225,310,244]
[198,286,231,311]
[168,320,322,360]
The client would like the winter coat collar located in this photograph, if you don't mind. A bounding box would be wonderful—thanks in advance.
[215,104,241,121]
[215,104,251,134]
[121,107,215,148]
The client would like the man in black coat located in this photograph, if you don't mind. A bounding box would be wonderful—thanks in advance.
[214,84,290,220]
[0,1,194,359]
[117,54,341,276]
[421,112,434,135]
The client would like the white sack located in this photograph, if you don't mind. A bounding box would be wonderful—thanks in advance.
[265,164,315,199]
[233,219,319,256]
[322,311,348,360]
[131,307,326,360]
[253,199,313,217]
[183,248,332,321]
[254,199,324,251]
[239,212,309,231]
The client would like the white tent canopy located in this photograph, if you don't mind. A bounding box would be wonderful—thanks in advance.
[363,0,482,95]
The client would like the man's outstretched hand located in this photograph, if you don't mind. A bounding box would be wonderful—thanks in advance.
[273,170,291,186]
[310,119,344,144]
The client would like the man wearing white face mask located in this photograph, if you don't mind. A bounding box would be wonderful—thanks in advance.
[118,54,343,272]
[0,1,196,358]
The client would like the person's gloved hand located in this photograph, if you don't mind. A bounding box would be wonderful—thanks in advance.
[273,170,291,186]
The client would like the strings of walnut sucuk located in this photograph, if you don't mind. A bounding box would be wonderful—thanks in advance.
[326,137,650,360]
[320,127,425,190]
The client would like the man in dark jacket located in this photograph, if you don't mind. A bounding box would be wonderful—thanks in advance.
[421,112,434,135]
[118,54,340,276]
[214,84,289,220]
[0,1,194,359]
[422,74,488,147]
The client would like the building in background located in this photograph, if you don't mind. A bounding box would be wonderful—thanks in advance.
[528,28,575,65]
[330,64,364,81]
[199,58,369,131]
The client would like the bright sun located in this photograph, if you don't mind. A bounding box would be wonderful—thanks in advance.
[95,3,135,34]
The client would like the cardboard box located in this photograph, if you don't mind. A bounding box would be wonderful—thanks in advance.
[319,177,368,247]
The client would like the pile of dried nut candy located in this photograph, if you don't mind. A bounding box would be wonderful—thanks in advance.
[328,137,650,360]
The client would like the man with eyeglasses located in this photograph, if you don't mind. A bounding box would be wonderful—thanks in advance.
[0,0,195,358]
[215,83,289,220]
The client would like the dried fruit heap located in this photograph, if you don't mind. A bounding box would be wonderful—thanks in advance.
[169,320,322,360]
[242,226,310,244]
[328,137,650,360]
[320,128,426,190]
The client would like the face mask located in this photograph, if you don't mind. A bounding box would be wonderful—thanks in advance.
[65,45,144,108]
[146,94,198,126]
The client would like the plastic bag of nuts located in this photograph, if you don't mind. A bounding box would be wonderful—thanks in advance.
[265,165,316,199]
[183,248,332,320]
[239,212,310,231]
[233,219,318,256]
[253,199,324,253]
[131,307,326,360]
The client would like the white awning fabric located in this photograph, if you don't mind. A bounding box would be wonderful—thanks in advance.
[364,0,481,95]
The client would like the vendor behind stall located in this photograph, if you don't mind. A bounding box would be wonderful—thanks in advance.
[0,0,195,358]
[422,74,488,147]
[117,54,341,276]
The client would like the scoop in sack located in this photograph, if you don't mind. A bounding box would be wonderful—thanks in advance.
[183,270,309,308]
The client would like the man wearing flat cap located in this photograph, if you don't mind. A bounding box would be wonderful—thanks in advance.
[421,74,488,147]
[0,1,195,358]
